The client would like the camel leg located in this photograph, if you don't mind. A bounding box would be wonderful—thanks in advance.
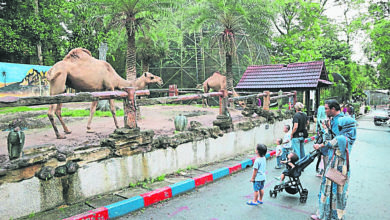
[48,104,66,139]
[87,101,98,133]
[109,99,119,128]
[55,103,72,134]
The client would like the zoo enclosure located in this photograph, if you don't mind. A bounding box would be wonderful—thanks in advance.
[0,87,297,129]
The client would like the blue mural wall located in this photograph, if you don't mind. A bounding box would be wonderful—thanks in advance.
[0,62,52,87]
[0,62,52,97]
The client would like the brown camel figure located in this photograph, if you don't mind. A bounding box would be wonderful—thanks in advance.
[202,71,245,108]
[46,48,163,139]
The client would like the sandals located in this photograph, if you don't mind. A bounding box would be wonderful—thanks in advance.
[246,201,258,206]
[310,214,320,220]
[246,200,263,205]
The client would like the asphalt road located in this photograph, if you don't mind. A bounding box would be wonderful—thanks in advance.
[120,110,390,220]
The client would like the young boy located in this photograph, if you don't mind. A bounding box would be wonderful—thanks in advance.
[247,143,267,206]
[275,138,283,169]
[282,125,292,161]
[275,152,299,184]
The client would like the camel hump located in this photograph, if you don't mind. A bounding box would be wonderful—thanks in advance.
[63,48,92,62]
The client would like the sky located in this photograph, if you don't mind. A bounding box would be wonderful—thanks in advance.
[323,0,370,64]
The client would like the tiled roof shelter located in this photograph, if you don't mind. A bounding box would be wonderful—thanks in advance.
[236,61,331,90]
[236,61,332,117]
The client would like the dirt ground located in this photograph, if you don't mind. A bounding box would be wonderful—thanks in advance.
[0,103,247,156]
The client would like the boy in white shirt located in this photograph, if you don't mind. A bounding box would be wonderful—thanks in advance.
[275,138,283,169]
[282,125,292,161]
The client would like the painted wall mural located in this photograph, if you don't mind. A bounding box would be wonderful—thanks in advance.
[0,62,52,97]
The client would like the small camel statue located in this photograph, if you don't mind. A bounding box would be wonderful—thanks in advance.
[46,48,163,139]
[202,71,245,108]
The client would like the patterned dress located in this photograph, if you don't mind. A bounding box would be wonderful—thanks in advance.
[318,136,351,220]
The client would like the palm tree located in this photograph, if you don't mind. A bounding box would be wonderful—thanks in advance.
[189,0,272,91]
[96,0,176,80]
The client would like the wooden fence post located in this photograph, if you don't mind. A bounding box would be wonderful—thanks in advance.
[278,90,283,109]
[293,90,297,106]
[263,91,270,111]
[219,89,228,116]
[169,84,178,97]
[123,87,137,129]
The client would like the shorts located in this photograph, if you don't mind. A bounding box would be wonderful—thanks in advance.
[253,180,265,191]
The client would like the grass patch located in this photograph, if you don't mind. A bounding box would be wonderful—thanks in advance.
[0,106,47,115]
[36,108,124,118]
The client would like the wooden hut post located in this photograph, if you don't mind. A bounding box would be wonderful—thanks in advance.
[263,91,270,111]
[293,91,297,106]
[169,84,178,97]
[123,87,137,129]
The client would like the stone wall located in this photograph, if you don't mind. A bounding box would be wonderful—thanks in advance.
[0,110,294,219]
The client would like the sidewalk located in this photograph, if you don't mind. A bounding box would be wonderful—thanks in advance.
[18,136,316,220]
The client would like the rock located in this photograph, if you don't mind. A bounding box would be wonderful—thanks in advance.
[56,153,67,162]
[36,166,55,180]
[241,107,254,117]
[0,169,6,177]
[54,165,67,177]
[66,161,79,174]
[188,121,202,131]
[213,115,232,130]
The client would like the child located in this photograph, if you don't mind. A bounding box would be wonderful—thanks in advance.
[275,152,299,184]
[275,138,283,169]
[247,143,267,206]
[282,125,292,161]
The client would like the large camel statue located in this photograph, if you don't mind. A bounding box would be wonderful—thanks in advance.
[202,71,245,108]
[46,48,163,139]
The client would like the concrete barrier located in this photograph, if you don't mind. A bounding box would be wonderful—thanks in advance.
[0,119,292,219]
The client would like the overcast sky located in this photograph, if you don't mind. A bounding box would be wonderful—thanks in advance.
[323,0,370,64]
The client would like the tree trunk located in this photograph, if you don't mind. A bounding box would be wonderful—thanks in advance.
[226,52,233,91]
[35,0,43,65]
[142,60,149,73]
[126,31,137,80]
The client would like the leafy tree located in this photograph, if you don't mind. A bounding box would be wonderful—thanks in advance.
[366,1,390,88]
[93,0,177,80]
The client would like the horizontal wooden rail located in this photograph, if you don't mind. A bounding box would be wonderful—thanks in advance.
[137,92,223,106]
[0,90,150,108]
[229,93,266,102]
[270,93,295,101]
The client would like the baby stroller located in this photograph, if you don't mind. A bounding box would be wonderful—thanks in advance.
[269,150,321,203]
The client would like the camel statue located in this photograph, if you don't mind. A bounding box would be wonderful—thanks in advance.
[46,48,163,139]
[202,71,245,108]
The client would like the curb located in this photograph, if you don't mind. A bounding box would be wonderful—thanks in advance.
[64,135,317,220]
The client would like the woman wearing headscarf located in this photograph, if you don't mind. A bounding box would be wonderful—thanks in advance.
[314,106,328,176]
[311,116,357,220]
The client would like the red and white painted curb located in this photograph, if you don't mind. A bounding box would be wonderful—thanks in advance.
[64,136,317,219]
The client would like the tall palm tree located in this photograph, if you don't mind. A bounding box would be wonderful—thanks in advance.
[189,0,272,91]
[189,0,246,91]
[96,0,176,80]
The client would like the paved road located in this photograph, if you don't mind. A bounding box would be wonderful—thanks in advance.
[120,110,390,220]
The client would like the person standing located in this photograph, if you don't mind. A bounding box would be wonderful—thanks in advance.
[290,102,309,159]
[311,116,356,220]
[247,144,267,206]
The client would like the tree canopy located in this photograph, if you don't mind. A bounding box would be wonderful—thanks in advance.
[0,0,386,96]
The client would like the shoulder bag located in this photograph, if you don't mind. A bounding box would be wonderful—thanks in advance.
[325,138,349,186]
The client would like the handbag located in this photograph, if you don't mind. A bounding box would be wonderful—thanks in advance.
[325,139,349,186]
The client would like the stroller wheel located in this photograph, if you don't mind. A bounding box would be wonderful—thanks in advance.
[299,196,307,203]
[269,190,277,198]
[302,189,308,195]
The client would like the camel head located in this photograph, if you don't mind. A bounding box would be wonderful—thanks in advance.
[142,72,163,86]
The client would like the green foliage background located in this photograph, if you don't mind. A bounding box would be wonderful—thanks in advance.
[0,0,387,97]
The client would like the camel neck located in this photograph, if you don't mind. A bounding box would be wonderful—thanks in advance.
[117,76,134,89]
